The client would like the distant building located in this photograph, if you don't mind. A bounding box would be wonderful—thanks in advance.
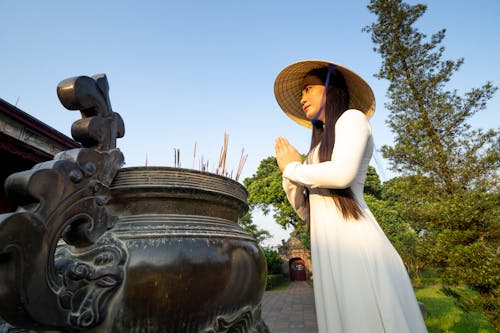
[0,98,78,213]
[278,236,312,281]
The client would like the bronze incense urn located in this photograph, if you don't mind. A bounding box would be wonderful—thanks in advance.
[0,74,268,332]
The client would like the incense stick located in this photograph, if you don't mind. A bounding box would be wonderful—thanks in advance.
[168,133,247,181]
[235,148,248,181]
[193,142,197,169]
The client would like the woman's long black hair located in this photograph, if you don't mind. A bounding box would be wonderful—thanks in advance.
[306,67,363,220]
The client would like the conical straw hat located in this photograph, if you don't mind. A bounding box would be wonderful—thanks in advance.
[274,60,375,128]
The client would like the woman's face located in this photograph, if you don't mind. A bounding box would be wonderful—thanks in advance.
[300,75,326,122]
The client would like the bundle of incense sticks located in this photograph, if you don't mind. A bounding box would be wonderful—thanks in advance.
[199,155,209,172]
[167,133,247,182]
[235,148,248,181]
[217,132,229,176]
[173,148,181,168]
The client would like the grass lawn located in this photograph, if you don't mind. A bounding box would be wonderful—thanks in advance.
[415,286,496,333]
[266,277,497,331]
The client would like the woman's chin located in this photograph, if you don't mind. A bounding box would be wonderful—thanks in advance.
[305,113,322,122]
[304,112,316,120]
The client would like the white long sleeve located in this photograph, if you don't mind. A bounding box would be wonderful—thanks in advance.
[282,177,309,221]
[282,109,371,189]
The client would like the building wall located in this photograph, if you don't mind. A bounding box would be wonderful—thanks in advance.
[278,236,313,279]
[0,98,78,213]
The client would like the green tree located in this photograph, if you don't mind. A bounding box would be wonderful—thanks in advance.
[364,0,498,192]
[244,156,305,231]
[364,0,499,324]
[238,212,271,245]
[244,156,308,248]
[365,165,383,198]
[364,170,430,282]
[262,248,284,275]
[372,175,436,281]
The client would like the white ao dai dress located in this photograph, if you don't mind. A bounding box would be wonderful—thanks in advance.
[282,109,427,333]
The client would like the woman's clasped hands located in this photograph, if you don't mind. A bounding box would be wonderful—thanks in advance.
[274,137,302,172]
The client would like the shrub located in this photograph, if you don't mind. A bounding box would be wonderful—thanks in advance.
[266,274,286,290]
[263,248,284,275]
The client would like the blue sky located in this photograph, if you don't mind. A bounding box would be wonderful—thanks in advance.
[1,1,499,246]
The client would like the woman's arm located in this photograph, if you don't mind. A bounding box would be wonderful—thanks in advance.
[283,109,371,189]
[283,177,310,221]
[274,136,309,220]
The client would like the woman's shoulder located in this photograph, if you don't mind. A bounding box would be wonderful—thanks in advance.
[338,109,368,123]
[340,109,367,120]
[337,109,370,127]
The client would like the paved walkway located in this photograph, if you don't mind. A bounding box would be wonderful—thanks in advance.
[261,281,318,333]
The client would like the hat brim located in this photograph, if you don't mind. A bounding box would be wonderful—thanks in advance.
[274,60,376,128]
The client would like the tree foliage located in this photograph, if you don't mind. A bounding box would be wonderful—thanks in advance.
[238,212,271,245]
[262,248,284,275]
[364,0,499,192]
[365,165,383,198]
[243,156,304,231]
[364,0,499,323]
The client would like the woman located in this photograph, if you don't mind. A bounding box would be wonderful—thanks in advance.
[274,60,427,333]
